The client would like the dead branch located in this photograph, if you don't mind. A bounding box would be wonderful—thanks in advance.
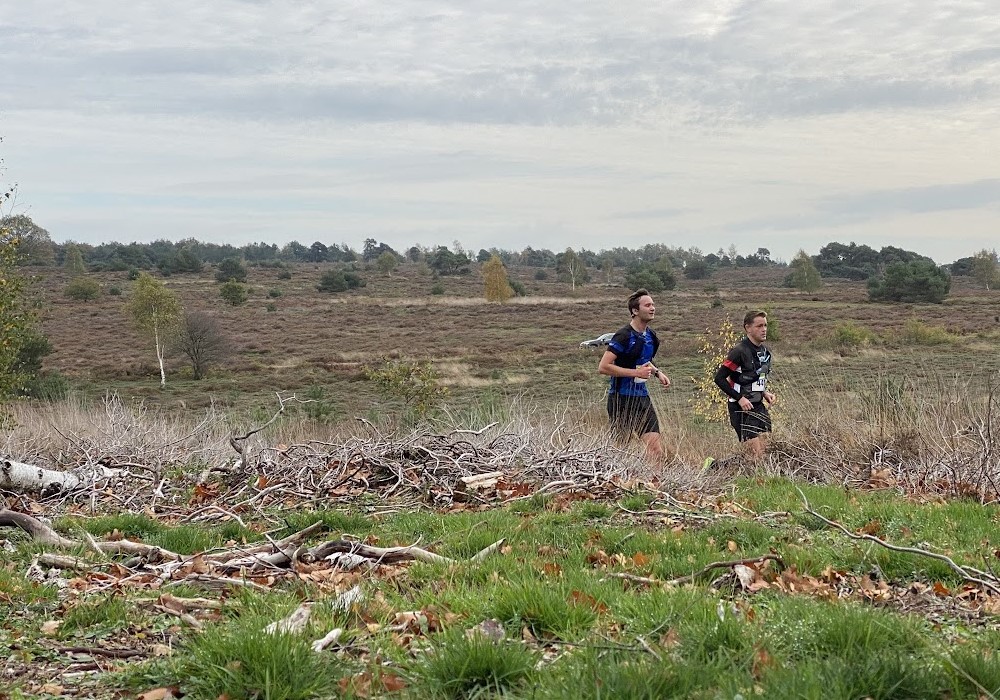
[265,602,312,635]
[35,553,93,570]
[152,603,203,629]
[154,592,224,611]
[604,554,785,587]
[796,486,1000,595]
[311,628,344,652]
[0,509,79,547]
[306,537,506,566]
[55,646,146,659]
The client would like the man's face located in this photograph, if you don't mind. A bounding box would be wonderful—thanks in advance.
[634,295,656,321]
[746,315,767,344]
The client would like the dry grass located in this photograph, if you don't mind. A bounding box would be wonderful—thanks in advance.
[9,261,999,497]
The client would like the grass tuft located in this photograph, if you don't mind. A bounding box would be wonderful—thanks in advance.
[177,622,343,700]
[412,628,538,698]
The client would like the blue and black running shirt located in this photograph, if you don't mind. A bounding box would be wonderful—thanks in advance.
[607,325,658,397]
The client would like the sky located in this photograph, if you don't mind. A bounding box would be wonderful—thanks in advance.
[2,1,999,264]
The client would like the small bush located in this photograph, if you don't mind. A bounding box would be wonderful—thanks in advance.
[215,257,248,283]
[898,318,954,345]
[107,285,122,296]
[509,278,528,297]
[430,282,446,295]
[317,269,366,293]
[64,276,101,301]
[829,322,878,352]
[868,259,950,303]
[219,280,249,306]
[266,302,277,312]
[276,269,292,280]
[691,317,742,423]
[127,268,141,281]
[22,372,71,400]
[267,288,282,298]
[363,359,448,419]
[534,269,548,281]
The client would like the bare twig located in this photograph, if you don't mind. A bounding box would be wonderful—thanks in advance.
[796,486,1000,595]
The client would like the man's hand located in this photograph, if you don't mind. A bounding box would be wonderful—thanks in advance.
[657,370,670,388]
[738,397,754,411]
[634,364,654,380]
[763,391,776,405]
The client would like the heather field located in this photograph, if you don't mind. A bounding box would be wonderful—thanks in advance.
[3,262,1000,699]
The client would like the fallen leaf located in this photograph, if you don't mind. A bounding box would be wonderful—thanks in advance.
[733,564,757,590]
[933,581,951,597]
[380,673,407,692]
[40,620,61,636]
[542,562,562,577]
[727,540,739,553]
[38,684,64,696]
[137,688,179,700]
[859,520,882,536]
[569,590,608,613]
[631,552,650,567]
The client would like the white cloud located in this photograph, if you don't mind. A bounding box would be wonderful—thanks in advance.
[2,0,1000,261]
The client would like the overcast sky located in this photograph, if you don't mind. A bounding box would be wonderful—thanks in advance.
[3,1,999,263]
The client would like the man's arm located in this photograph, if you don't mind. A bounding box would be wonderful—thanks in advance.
[714,353,754,410]
[598,351,653,379]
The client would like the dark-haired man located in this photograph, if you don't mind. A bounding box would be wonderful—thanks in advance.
[714,310,776,460]
[598,288,671,463]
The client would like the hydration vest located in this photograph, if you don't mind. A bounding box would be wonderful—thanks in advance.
[609,325,659,394]
[733,342,771,403]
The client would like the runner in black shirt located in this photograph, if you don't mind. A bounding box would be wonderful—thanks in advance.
[713,310,776,461]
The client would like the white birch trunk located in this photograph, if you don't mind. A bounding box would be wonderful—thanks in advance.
[0,458,82,493]
[155,325,167,388]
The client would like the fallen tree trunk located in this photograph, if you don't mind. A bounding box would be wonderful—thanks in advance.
[0,458,82,494]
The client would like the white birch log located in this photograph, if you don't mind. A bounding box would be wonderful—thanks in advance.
[0,458,82,493]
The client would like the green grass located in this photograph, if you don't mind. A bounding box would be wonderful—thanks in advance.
[6,478,1000,699]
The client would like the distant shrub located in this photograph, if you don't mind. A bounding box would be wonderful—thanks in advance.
[762,308,781,342]
[624,264,675,293]
[430,282,445,295]
[830,322,878,353]
[363,358,448,420]
[215,257,248,284]
[534,269,548,281]
[868,260,950,303]
[276,269,292,280]
[710,296,723,308]
[219,280,249,306]
[317,269,366,293]
[898,319,954,346]
[64,276,101,301]
[108,285,122,296]
[127,268,141,281]
[266,303,277,312]
[508,278,528,297]
[267,288,283,298]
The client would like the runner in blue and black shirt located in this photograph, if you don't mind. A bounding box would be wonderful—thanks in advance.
[598,288,671,464]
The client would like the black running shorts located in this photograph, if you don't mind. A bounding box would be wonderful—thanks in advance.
[607,394,660,437]
[729,402,772,442]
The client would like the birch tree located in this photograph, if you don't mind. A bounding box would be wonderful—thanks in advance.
[126,273,182,387]
[482,254,514,303]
